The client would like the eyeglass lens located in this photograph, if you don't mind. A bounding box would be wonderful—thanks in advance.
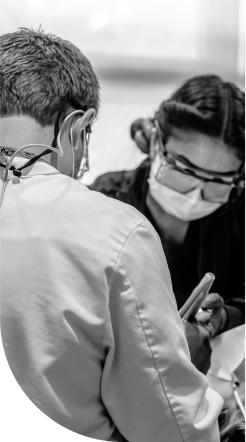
[156,164,232,202]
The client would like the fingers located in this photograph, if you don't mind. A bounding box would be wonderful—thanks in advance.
[183,320,212,374]
[196,310,211,324]
[194,320,214,339]
[199,322,215,338]
[195,311,215,337]
[201,292,224,310]
[201,293,226,336]
[184,319,210,339]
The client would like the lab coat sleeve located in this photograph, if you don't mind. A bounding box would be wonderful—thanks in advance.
[101,220,223,442]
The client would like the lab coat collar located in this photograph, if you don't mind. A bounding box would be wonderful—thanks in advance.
[7,157,60,178]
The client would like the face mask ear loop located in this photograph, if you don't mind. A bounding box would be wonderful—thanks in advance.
[0,143,63,210]
[153,119,166,161]
[69,115,86,179]
[76,111,96,182]
[56,110,85,178]
[58,108,95,181]
[69,119,77,179]
[76,130,90,182]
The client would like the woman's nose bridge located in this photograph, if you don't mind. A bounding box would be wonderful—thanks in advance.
[195,178,206,189]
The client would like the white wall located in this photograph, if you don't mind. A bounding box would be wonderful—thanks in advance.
[1,0,244,79]
[1,0,244,183]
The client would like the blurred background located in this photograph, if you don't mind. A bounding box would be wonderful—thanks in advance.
[1,0,245,183]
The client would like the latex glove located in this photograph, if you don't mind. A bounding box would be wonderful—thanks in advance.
[130,118,154,154]
[183,314,212,375]
[201,293,227,337]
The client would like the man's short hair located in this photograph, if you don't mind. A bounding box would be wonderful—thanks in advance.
[0,28,100,125]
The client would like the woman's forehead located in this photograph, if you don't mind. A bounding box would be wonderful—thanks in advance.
[165,130,242,174]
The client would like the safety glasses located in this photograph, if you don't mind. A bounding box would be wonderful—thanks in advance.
[153,121,244,203]
[156,152,241,203]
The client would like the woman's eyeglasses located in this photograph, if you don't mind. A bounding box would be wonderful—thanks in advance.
[152,121,244,203]
[156,152,242,203]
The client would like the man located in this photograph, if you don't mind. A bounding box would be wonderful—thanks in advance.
[0,29,223,442]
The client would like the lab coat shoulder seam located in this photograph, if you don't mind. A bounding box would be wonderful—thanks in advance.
[117,257,185,442]
[102,222,143,354]
[110,221,144,278]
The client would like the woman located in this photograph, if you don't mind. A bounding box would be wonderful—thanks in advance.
[90,75,245,370]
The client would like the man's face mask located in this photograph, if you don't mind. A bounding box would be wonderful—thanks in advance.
[148,125,244,221]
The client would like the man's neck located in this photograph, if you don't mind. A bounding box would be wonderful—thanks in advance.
[0,115,54,161]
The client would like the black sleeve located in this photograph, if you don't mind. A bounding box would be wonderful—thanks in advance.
[223,275,246,331]
[89,169,137,199]
[223,192,245,331]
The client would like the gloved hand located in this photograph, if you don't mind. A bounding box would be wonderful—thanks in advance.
[200,293,227,337]
[130,118,154,154]
[183,315,213,375]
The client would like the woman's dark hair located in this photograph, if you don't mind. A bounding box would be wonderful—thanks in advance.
[155,75,245,160]
[0,28,100,126]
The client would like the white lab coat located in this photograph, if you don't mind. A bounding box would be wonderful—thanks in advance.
[0,158,223,442]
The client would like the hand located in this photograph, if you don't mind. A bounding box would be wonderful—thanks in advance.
[183,317,212,375]
[130,118,155,154]
[200,293,227,337]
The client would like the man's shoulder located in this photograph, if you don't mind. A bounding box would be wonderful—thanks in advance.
[87,180,149,230]
[49,174,150,236]
[11,169,155,250]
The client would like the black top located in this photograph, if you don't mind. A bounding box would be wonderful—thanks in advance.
[90,159,245,331]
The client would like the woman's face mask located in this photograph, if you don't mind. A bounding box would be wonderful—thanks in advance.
[147,128,244,221]
[148,153,224,221]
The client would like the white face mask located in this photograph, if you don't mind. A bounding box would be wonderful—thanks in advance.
[148,154,222,221]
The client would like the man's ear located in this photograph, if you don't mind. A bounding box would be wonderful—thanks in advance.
[68,109,96,151]
[54,109,96,177]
